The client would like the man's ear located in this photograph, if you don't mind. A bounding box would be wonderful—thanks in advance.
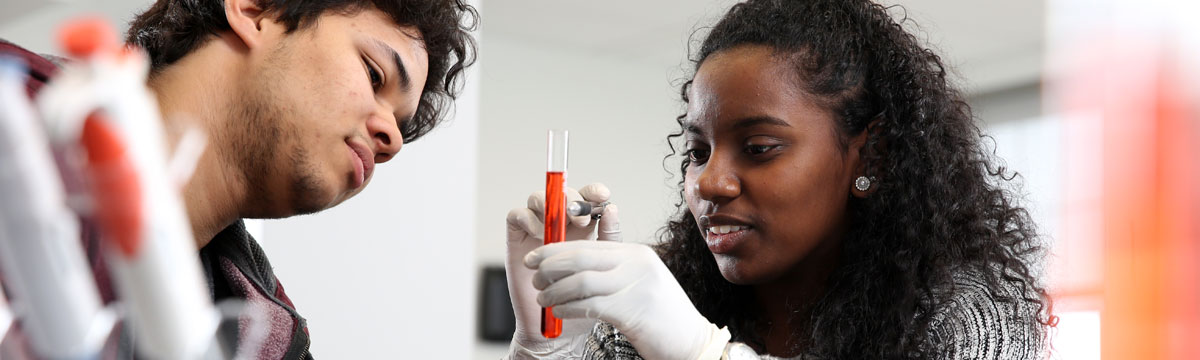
[224,0,270,50]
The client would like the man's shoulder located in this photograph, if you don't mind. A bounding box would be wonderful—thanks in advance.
[0,39,65,98]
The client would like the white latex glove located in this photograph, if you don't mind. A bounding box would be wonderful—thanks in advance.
[525,241,731,360]
[505,183,621,359]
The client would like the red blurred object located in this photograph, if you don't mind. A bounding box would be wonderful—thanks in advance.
[81,113,144,257]
[1053,25,1200,359]
[57,16,118,58]
[1099,62,1200,360]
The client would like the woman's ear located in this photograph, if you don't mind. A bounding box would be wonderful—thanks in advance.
[224,0,270,50]
[848,118,882,198]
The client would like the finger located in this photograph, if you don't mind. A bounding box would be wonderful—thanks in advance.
[565,187,591,228]
[531,249,624,290]
[552,296,618,324]
[526,191,546,223]
[537,270,627,307]
[506,207,544,241]
[596,204,622,242]
[578,183,612,203]
[560,318,599,338]
[524,240,630,269]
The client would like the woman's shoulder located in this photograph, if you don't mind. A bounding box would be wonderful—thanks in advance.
[924,266,1047,359]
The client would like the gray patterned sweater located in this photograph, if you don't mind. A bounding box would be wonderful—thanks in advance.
[581,269,1045,359]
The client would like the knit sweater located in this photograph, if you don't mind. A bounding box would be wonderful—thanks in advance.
[581,269,1045,359]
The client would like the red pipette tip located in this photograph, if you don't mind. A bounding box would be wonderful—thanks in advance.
[58,16,119,58]
[81,114,144,257]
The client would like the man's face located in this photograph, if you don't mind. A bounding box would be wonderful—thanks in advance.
[227,8,429,217]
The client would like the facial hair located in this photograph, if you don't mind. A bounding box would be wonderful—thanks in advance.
[223,43,334,218]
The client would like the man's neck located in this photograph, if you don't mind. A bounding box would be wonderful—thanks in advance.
[147,36,249,248]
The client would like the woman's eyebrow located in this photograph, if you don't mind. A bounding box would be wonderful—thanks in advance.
[732,116,791,130]
[685,115,790,135]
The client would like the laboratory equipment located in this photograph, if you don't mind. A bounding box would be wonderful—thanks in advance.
[542,129,568,338]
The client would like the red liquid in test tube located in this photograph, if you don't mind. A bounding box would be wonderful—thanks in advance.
[542,130,568,338]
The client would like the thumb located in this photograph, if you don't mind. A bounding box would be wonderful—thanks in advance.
[507,207,544,244]
[597,204,621,242]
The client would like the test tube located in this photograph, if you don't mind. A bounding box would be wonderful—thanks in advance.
[542,129,568,338]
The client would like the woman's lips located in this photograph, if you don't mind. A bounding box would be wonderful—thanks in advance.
[698,214,755,254]
[705,226,753,254]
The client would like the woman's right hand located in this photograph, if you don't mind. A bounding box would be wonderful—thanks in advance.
[504,183,620,359]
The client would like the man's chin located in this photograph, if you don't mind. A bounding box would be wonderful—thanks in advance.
[289,191,343,216]
[284,175,341,216]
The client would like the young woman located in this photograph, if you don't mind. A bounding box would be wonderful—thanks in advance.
[505,0,1054,358]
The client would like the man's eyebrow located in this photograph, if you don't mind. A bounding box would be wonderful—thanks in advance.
[370,38,412,91]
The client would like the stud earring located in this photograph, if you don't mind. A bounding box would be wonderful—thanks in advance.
[854,176,872,192]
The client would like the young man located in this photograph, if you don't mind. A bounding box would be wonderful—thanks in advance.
[1,0,476,357]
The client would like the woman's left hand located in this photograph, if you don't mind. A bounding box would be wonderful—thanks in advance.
[525,240,731,360]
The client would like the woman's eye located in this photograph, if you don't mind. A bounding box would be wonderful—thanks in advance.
[685,148,710,163]
[745,144,776,155]
[364,57,383,90]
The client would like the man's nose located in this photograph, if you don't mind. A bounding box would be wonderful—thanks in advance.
[366,112,403,163]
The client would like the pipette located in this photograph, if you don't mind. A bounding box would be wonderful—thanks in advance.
[0,56,113,360]
[37,18,220,359]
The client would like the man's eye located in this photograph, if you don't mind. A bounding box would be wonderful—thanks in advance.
[364,57,383,90]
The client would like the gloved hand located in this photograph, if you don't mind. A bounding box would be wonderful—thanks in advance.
[525,241,731,360]
[505,183,621,359]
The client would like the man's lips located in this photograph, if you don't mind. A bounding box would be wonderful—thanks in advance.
[346,140,374,190]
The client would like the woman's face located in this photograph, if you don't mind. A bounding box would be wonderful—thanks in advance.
[684,45,865,285]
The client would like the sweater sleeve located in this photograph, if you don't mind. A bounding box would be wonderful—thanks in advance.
[583,321,646,360]
[925,271,1046,360]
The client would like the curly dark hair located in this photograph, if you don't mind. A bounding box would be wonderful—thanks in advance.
[657,0,1055,357]
[125,0,477,142]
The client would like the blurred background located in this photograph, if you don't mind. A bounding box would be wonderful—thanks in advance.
[3,0,1196,359]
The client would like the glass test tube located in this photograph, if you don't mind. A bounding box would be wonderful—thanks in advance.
[542,129,568,338]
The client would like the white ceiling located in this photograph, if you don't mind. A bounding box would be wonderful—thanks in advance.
[0,0,1044,94]
[481,0,1045,94]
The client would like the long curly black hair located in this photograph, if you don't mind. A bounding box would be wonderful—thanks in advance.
[656,0,1054,357]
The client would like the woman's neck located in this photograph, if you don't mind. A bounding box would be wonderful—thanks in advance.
[751,236,842,356]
